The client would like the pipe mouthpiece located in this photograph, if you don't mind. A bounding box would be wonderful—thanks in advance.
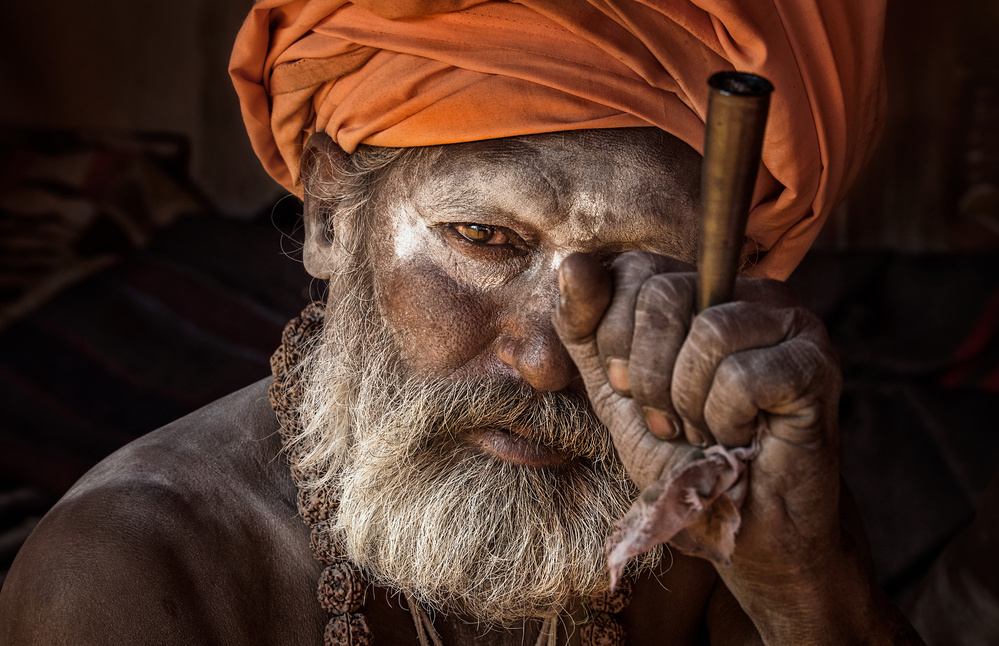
[708,71,774,98]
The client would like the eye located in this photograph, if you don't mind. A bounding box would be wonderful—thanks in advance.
[452,223,510,245]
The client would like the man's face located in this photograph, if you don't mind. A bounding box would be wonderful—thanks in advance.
[298,127,701,624]
[371,127,700,382]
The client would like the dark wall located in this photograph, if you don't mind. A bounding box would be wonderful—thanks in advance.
[817,0,999,251]
[0,0,280,216]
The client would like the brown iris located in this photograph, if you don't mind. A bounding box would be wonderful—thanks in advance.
[454,224,509,245]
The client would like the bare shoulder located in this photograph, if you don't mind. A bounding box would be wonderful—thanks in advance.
[0,379,325,646]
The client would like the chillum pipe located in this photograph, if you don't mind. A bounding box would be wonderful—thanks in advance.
[696,71,773,312]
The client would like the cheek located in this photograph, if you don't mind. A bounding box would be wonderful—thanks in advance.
[376,260,498,376]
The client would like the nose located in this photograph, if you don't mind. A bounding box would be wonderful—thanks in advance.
[496,313,579,392]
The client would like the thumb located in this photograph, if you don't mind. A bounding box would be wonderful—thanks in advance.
[554,252,613,344]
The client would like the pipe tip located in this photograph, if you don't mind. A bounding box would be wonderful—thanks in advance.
[708,71,773,97]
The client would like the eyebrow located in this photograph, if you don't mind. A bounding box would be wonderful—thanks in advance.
[411,182,553,234]
[415,200,533,236]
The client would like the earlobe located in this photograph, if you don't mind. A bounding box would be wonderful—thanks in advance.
[301,132,348,280]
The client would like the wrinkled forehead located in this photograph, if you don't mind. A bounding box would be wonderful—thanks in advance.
[377,127,702,251]
[400,127,700,193]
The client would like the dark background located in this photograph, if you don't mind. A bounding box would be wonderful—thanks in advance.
[1,0,999,632]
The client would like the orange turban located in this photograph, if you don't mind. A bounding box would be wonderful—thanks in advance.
[230,0,886,279]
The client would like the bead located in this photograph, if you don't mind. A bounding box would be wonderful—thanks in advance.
[318,563,366,614]
[580,611,626,646]
[324,612,372,646]
[585,576,632,614]
[288,461,309,485]
[310,525,345,564]
[299,486,333,525]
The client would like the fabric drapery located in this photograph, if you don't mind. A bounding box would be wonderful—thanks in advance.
[230,0,886,278]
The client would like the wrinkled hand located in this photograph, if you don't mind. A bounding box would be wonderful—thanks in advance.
[553,251,843,595]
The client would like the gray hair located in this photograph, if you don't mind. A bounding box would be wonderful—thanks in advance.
[302,144,412,262]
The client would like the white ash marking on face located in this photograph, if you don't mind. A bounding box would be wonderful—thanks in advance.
[392,205,427,261]
[574,189,602,216]
[390,202,519,291]
[550,249,572,273]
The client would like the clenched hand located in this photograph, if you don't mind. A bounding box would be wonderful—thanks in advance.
[554,251,921,644]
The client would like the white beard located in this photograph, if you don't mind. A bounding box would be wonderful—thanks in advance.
[293,263,655,626]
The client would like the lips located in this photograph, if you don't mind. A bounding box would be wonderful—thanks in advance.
[468,427,573,468]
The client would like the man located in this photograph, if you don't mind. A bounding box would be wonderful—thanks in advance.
[0,1,924,644]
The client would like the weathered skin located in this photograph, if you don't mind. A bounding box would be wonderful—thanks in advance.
[0,381,326,645]
[0,128,921,644]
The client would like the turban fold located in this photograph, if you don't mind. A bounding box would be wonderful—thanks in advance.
[230,0,886,279]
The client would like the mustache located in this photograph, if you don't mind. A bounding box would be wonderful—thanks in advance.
[381,376,617,463]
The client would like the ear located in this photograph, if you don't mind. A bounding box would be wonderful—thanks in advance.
[301,132,348,280]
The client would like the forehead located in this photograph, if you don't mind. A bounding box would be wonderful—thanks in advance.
[380,128,702,255]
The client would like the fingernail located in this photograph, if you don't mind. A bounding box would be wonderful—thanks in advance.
[686,427,709,447]
[643,407,680,440]
[558,265,567,294]
[606,358,631,395]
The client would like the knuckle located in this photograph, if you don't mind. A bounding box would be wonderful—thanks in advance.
[610,251,691,285]
[687,306,733,352]
[636,273,696,315]
[794,337,842,392]
[712,357,753,398]
[610,250,663,281]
